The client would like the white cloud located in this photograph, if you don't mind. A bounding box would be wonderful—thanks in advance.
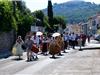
[84,0,100,4]
[25,0,48,12]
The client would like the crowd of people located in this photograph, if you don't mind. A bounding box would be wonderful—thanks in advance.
[12,31,89,62]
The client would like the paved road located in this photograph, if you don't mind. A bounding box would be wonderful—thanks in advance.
[0,40,100,75]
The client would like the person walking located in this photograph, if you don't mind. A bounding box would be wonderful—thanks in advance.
[87,35,91,43]
[41,35,49,55]
[25,35,34,62]
[30,32,39,60]
[80,33,87,46]
[13,36,24,60]
[71,32,76,49]
[63,32,69,50]
[68,33,72,49]
[49,37,60,58]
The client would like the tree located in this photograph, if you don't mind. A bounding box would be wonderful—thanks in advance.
[32,10,44,26]
[47,0,54,32]
[15,1,34,39]
[17,13,34,39]
[33,10,44,21]
[53,16,66,30]
[16,1,24,12]
[43,16,51,32]
[0,0,17,32]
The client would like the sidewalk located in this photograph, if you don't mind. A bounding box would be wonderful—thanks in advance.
[77,40,100,50]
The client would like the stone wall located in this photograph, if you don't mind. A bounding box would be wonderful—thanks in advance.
[0,30,16,58]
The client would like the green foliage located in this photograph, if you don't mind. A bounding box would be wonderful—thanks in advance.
[32,10,66,32]
[32,10,52,32]
[33,10,44,21]
[47,0,53,31]
[43,16,50,28]
[15,1,34,39]
[16,1,25,12]
[43,1,100,24]
[32,10,44,27]
[17,13,34,39]
[48,0,53,20]
[0,0,17,32]
[53,16,66,29]
[0,0,35,39]
[43,16,51,32]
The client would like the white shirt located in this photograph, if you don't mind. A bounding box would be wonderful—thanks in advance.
[71,34,76,41]
[31,35,39,44]
[63,34,69,41]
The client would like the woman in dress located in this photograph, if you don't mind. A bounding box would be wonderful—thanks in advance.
[56,36,64,55]
[13,36,24,59]
[49,37,60,58]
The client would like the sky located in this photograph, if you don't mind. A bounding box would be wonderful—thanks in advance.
[23,0,100,12]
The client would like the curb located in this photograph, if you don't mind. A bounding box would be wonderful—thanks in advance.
[79,47,100,51]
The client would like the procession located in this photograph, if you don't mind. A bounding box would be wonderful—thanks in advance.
[12,31,88,62]
[1,0,100,74]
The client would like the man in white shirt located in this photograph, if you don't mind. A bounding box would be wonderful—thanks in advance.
[71,32,76,49]
[31,32,39,47]
[30,32,39,60]
[63,32,69,50]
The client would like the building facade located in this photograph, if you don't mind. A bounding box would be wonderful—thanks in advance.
[64,24,81,35]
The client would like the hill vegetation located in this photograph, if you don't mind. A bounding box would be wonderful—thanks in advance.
[42,1,100,24]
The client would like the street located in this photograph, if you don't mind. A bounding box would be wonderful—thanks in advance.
[0,40,100,75]
[1,0,100,75]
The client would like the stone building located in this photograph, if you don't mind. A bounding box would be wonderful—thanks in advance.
[95,12,100,29]
[64,24,81,34]
[86,12,100,35]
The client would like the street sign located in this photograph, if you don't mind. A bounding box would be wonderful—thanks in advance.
[31,26,45,32]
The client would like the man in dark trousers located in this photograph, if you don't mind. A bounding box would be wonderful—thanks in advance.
[80,33,87,46]
[71,32,76,49]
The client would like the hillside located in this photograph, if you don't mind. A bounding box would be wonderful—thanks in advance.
[42,1,100,24]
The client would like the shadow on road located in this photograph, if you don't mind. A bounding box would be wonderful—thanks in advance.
[79,47,100,51]
[49,56,61,59]
[11,58,23,61]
